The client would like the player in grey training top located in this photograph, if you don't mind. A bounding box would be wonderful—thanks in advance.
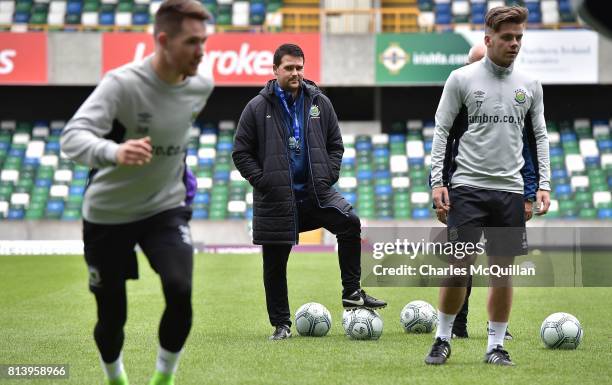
[60,1,212,384]
[429,40,551,195]
[425,6,551,367]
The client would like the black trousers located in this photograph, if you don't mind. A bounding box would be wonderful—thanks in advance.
[83,207,194,362]
[262,199,361,327]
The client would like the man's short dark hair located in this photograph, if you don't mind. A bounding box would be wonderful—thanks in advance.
[273,44,305,67]
[154,0,211,37]
[485,5,528,33]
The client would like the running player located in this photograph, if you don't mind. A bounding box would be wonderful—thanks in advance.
[60,1,212,383]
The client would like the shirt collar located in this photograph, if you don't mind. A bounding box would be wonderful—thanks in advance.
[483,55,514,77]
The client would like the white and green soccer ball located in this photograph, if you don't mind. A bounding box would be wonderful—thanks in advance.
[295,302,332,337]
[342,308,383,340]
[400,300,438,334]
[540,312,583,349]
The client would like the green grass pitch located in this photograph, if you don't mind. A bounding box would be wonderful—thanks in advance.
[1,252,611,385]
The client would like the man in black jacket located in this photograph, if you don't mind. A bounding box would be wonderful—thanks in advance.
[233,44,386,340]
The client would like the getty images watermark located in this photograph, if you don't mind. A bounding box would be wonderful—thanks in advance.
[360,227,612,287]
[370,239,535,278]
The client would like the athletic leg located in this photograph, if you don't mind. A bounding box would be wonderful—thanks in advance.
[139,207,195,383]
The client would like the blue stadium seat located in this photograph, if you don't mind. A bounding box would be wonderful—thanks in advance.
[561,132,577,142]
[192,209,208,219]
[35,179,52,188]
[435,4,452,25]
[408,157,425,166]
[217,142,233,152]
[99,12,115,25]
[552,169,568,180]
[9,148,25,158]
[528,11,542,24]
[471,3,486,24]
[132,12,150,25]
[412,208,430,219]
[555,184,572,198]
[23,157,39,167]
[355,141,372,152]
[373,148,389,158]
[13,11,30,23]
[246,208,253,220]
[598,209,612,219]
[8,208,25,220]
[424,140,433,153]
[194,192,210,204]
[357,170,373,181]
[598,140,612,151]
[198,158,214,168]
[374,170,391,179]
[69,185,85,196]
[375,185,393,196]
[558,0,572,13]
[342,157,355,167]
[73,169,89,180]
[213,170,230,180]
[249,2,266,24]
[45,142,60,153]
[585,156,600,168]
[389,134,406,143]
[550,146,564,156]
[46,200,64,214]
[66,1,82,14]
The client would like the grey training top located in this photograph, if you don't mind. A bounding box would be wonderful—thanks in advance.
[430,56,551,194]
[61,56,213,224]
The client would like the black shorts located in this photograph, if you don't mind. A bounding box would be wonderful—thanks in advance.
[83,206,194,292]
[447,186,527,257]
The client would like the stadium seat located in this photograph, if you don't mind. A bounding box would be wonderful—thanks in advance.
[0,200,9,219]
[418,11,435,29]
[1,120,610,223]
[487,0,504,12]
[541,0,559,24]
[565,154,585,175]
[434,2,451,25]
[598,208,612,219]
[593,191,611,209]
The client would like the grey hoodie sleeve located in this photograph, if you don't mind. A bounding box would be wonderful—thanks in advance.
[529,80,551,191]
[430,72,463,189]
[60,73,122,168]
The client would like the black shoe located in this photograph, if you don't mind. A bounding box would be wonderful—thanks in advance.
[451,323,469,339]
[269,325,291,340]
[342,289,387,309]
[504,328,513,340]
[484,345,515,366]
[425,337,451,365]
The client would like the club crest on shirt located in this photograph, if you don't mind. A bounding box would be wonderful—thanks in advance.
[514,89,527,104]
[310,105,320,118]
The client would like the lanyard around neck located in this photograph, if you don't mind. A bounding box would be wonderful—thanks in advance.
[275,83,301,141]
